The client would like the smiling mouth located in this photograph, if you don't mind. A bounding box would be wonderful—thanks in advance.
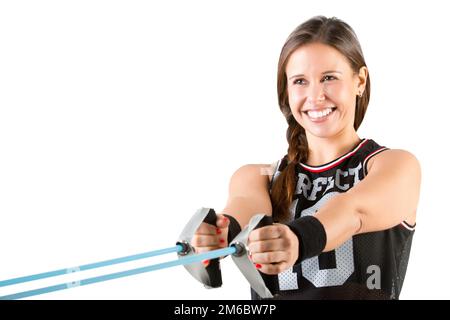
[303,107,337,120]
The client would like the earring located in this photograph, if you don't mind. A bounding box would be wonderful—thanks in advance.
[358,91,363,98]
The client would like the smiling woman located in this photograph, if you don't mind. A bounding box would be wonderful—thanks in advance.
[191,16,420,300]
[285,42,367,141]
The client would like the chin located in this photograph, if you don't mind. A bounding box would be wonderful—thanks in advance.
[305,127,339,139]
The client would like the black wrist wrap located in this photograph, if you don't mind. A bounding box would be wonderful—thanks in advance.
[286,215,327,264]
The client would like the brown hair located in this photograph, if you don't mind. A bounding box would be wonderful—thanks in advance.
[270,16,371,222]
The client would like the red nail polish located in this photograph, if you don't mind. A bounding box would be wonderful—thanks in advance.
[202,259,210,265]
[219,238,225,243]
[255,263,262,269]
[216,228,222,234]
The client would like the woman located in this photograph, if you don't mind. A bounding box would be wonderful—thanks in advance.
[192,16,420,299]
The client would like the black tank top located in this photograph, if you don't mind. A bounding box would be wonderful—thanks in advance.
[251,138,415,300]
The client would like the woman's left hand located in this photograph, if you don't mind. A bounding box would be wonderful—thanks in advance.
[247,223,299,275]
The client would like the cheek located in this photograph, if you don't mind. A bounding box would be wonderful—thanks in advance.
[288,87,305,111]
[326,82,356,112]
[287,89,307,124]
[324,82,347,102]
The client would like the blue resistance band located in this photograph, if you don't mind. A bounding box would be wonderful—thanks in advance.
[0,245,183,287]
[0,246,236,300]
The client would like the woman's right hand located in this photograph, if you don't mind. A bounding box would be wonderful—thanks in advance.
[191,214,230,267]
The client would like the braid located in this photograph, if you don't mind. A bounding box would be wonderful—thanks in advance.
[271,115,309,223]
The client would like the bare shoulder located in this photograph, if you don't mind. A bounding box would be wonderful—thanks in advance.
[230,163,276,185]
[222,164,275,222]
[366,149,421,224]
[355,149,421,226]
[367,149,421,176]
[229,163,276,198]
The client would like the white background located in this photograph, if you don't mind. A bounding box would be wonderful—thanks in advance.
[0,0,448,299]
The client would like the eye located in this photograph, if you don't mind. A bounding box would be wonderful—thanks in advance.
[293,78,307,85]
[322,75,337,82]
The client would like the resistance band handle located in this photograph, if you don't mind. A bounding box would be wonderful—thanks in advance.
[201,208,222,288]
[254,215,273,230]
[252,215,279,298]
[203,208,218,226]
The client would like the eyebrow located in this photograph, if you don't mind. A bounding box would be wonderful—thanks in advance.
[288,70,342,80]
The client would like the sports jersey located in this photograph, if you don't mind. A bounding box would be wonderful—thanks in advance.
[251,139,415,300]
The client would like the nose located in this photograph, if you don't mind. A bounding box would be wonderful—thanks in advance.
[306,83,326,106]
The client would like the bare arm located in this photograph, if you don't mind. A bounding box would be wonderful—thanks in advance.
[191,163,275,263]
[220,163,274,229]
[247,149,421,275]
[315,149,421,252]
[232,164,299,274]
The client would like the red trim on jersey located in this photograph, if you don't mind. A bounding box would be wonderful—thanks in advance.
[300,139,369,173]
[400,221,416,231]
[363,147,388,165]
[362,147,388,175]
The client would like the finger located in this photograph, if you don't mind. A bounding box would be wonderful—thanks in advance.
[195,246,219,254]
[202,260,210,268]
[195,222,217,235]
[218,237,227,247]
[191,234,220,247]
[248,225,282,242]
[250,251,287,264]
[247,238,287,254]
[256,261,289,275]
[216,214,231,229]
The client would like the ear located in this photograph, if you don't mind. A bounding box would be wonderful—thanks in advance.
[356,66,368,95]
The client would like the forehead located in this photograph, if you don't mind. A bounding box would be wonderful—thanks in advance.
[285,42,352,76]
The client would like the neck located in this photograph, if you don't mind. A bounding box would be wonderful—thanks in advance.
[305,128,361,166]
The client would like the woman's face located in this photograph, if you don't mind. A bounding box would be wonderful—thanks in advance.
[286,42,367,139]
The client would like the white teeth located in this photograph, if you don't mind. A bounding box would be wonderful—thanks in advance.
[307,107,334,119]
